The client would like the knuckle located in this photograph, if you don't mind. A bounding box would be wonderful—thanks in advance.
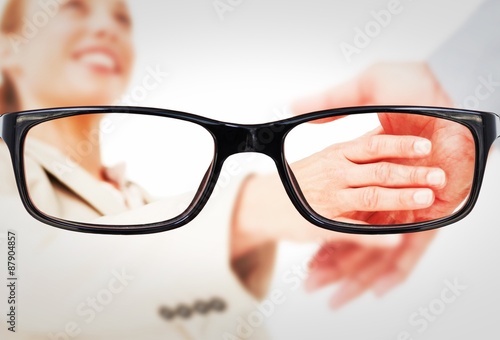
[398,190,412,209]
[374,163,392,183]
[398,138,410,155]
[409,167,423,185]
[366,136,382,156]
[322,162,344,183]
[362,187,380,210]
[322,163,347,180]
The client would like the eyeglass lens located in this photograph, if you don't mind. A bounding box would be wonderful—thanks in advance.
[284,112,475,226]
[23,113,215,224]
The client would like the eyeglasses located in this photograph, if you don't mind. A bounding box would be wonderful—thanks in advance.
[0,106,498,235]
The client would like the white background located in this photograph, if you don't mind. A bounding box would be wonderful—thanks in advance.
[2,0,498,339]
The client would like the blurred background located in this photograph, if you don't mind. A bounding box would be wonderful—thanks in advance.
[2,0,498,339]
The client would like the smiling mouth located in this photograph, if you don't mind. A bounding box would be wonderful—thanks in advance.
[76,51,120,74]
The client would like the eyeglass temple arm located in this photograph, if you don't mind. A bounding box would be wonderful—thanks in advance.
[495,113,500,140]
[0,114,4,140]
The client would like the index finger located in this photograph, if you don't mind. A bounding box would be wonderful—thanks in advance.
[343,134,433,163]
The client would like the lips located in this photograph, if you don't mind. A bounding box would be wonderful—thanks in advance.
[74,48,121,74]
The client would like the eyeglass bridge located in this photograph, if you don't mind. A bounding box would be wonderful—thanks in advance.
[215,122,286,157]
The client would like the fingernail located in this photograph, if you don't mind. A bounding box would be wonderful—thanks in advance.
[427,169,446,187]
[413,189,433,206]
[330,280,360,310]
[414,140,432,155]
[373,273,400,297]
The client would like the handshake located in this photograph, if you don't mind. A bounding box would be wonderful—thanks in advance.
[287,62,475,308]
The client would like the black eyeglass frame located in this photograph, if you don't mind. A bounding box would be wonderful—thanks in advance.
[0,105,499,235]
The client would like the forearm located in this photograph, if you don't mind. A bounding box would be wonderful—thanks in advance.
[231,173,292,299]
[231,173,299,259]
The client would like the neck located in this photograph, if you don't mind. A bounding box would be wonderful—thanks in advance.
[18,89,107,180]
[29,113,105,181]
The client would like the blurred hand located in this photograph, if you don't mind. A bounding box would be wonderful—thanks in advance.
[305,233,437,309]
[293,62,474,309]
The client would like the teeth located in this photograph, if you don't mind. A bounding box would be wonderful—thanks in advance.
[79,52,116,71]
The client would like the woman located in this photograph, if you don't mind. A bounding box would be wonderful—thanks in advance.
[0,0,472,339]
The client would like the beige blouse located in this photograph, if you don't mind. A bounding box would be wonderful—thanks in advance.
[0,139,276,340]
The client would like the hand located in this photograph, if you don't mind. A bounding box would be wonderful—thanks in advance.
[289,127,447,223]
[294,62,472,308]
[294,62,474,224]
[373,111,474,224]
[232,126,444,257]
[305,231,437,309]
[292,62,452,112]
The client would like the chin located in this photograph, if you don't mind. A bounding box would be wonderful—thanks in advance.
[62,93,117,107]
[73,88,124,106]
[66,75,127,106]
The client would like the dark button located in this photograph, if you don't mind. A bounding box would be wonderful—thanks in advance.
[159,298,227,322]
[208,297,227,312]
[193,300,210,315]
[175,304,192,319]
[159,306,176,320]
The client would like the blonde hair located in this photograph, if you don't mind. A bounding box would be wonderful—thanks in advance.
[1,0,24,113]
